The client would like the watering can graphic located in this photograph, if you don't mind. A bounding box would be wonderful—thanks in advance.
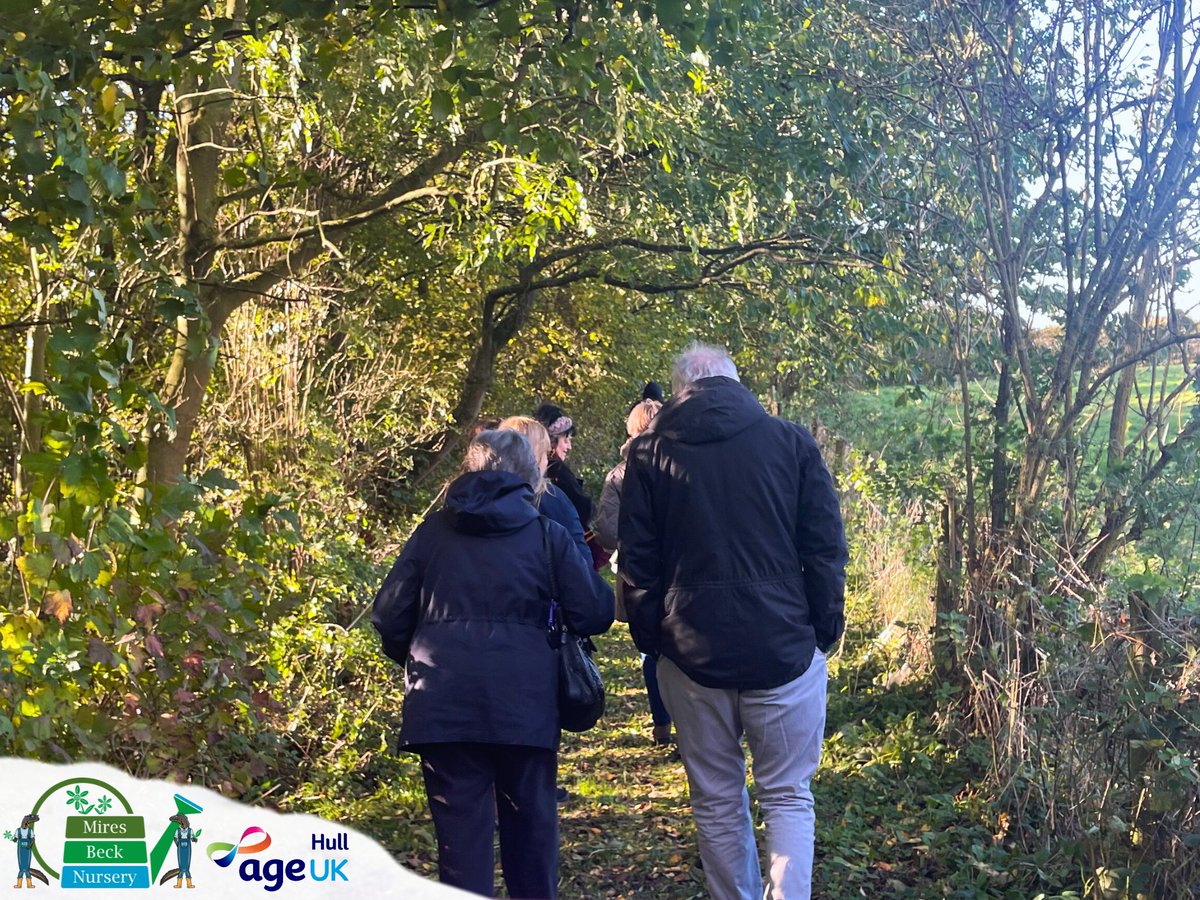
[149,794,205,883]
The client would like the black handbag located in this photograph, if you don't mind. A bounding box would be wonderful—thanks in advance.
[540,517,605,732]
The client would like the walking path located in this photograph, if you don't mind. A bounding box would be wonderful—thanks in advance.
[332,624,1007,898]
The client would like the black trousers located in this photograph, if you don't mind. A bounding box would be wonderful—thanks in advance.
[419,742,558,899]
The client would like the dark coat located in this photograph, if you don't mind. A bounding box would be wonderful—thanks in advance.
[592,445,631,622]
[591,449,627,554]
[538,483,591,567]
[539,481,617,614]
[372,470,614,750]
[618,376,848,691]
[546,457,593,528]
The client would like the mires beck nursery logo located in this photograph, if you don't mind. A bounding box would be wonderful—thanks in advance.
[5,778,204,889]
[6,778,351,891]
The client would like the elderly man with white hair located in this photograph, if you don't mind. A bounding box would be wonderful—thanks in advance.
[618,342,848,900]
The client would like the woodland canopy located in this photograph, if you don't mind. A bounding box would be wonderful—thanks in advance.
[2,1,1199,896]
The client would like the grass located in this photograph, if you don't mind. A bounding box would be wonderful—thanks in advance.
[813,367,1196,479]
[277,621,1091,899]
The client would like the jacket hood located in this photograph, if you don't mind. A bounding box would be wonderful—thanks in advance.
[649,376,766,444]
[443,470,538,535]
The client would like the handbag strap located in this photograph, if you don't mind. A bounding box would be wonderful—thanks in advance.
[539,516,563,648]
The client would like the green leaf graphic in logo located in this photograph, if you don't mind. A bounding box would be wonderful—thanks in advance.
[65,786,93,813]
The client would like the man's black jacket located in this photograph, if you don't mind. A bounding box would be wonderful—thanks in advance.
[618,376,848,690]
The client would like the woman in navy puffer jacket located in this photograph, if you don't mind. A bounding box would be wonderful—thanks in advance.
[373,429,612,899]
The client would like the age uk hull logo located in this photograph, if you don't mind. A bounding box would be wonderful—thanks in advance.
[207,828,349,891]
[207,827,272,867]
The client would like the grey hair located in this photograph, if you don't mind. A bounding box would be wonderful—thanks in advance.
[462,429,541,489]
[671,341,740,393]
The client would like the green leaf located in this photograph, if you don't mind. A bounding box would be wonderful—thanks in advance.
[20,452,63,477]
[66,175,91,205]
[102,510,136,545]
[656,0,685,29]
[17,553,54,581]
[222,165,249,188]
[198,469,240,491]
[496,4,521,35]
[100,163,126,197]
[430,89,454,122]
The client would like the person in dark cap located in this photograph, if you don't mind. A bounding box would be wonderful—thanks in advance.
[628,381,666,414]
[593,397,671,745]
[532,403,593,529]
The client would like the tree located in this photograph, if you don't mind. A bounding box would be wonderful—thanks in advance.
[2,0,926,769]
[828,1,1200,886]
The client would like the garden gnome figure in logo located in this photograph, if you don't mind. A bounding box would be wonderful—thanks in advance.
[11,814,47,888]
[164,814,198,889]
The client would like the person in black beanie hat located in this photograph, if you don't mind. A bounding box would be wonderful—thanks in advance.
[532,403,593,528]
[628,381,665,414]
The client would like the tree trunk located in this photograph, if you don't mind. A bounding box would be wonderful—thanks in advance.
[138,1,242,493]
[14,247,48,504]
[933,493,961,684]
[136,0,468,492]
[1080,252,1154,580]
[989,308,1014,543]
[139,293,239,491]
[409,319,504,487]
[408,285,542,489]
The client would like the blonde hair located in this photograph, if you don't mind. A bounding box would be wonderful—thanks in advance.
[626,399,661,437]
[497,415,550,495]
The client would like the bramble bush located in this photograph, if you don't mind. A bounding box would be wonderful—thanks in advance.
[0,301,305,792]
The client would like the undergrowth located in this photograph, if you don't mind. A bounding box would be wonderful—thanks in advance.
[265,614,1097,898]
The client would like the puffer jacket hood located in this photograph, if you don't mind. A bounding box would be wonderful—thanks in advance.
[372,469,614,751]
[650,376,765,444]
[443,470,538,535]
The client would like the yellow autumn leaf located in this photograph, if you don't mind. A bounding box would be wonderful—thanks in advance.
[101,84,118,114]
[1,621,26,651]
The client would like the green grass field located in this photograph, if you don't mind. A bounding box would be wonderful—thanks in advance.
[813,368,1196,478]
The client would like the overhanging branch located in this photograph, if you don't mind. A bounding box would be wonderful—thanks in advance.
[215,127,481,252]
